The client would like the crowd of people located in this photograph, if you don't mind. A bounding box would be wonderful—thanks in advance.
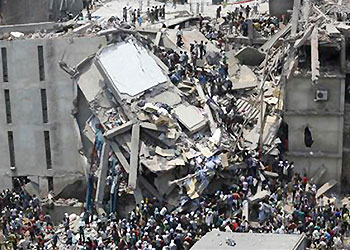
[0,152,349,249]
[0,1,348,250]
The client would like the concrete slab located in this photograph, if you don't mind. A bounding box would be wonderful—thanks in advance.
[232,66,258,90]
[191,230,306,250]
[326,23,341,38]
[155,146,176,157]
[235,47,265,66]
[248,190,270,203]
[97,41,168,97]
[310,165,326,185]
[174,104,207,133]
[150,90,182,106]
[316,179,337,199]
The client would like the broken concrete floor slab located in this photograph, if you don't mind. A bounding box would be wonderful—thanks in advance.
[174,104,208,133]
[235,47,265,66]
[232,65,258,90]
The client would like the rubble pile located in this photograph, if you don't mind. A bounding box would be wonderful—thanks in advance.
[1,0,350,249]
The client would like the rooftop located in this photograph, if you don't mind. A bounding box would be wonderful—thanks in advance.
[191,230,306,250]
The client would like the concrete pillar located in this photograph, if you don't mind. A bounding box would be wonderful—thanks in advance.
[129,123,140,190]
[95,141,110,204]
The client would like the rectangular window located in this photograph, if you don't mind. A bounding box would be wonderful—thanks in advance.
[2,47,8,82]
[41,89,48,123]
[7,131,15,168]
[48,177,54,191]
[44,131,52,169]
[38,46,45,81]
[4,89,11,123]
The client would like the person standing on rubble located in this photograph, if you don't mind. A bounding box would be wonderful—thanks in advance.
[79,221,85,243]
[138,14,143,26]
[216,6,222,20]
[173,0,177,9]
[199,14,204,31]
[131,9,137,25]
[162,5,166,19]
[177,27,184,47]
[123,7,127,22]
[155,6,159,21]
[245,5,251,18]
[150,8,155,23]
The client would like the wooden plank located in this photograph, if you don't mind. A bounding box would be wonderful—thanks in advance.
[128,123,140,190]
[95,141,110,204]
[104,121,134,139]
[311,27,320,83]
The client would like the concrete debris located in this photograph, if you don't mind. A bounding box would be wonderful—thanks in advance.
[8,0,347,248]
[174,104,208,133]
[231,65,258,90]
[316,179,337,199]
[235,47,266,66]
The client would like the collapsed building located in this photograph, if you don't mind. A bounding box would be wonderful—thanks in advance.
[0,0,85,25]
[67,26,285,214]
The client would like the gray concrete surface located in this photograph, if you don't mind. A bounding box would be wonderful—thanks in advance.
[0,36,106,197]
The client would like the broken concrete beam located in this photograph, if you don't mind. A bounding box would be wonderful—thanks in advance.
[104,121,134,139]
[95,141,111,204]
[110,141,130,173]
[140,122,167,132]
[311,27,320,83]
[260,23,291,52]
[128,123,141,190]
[221,153,229,168]
[235,47,265,66]
[337,23,350,36]
[310,165,326,185]
[294,24,314,49]
[291,0,301,36]
[316,179,337,199]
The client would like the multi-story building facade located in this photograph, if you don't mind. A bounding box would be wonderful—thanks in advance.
[0,29,105,197]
